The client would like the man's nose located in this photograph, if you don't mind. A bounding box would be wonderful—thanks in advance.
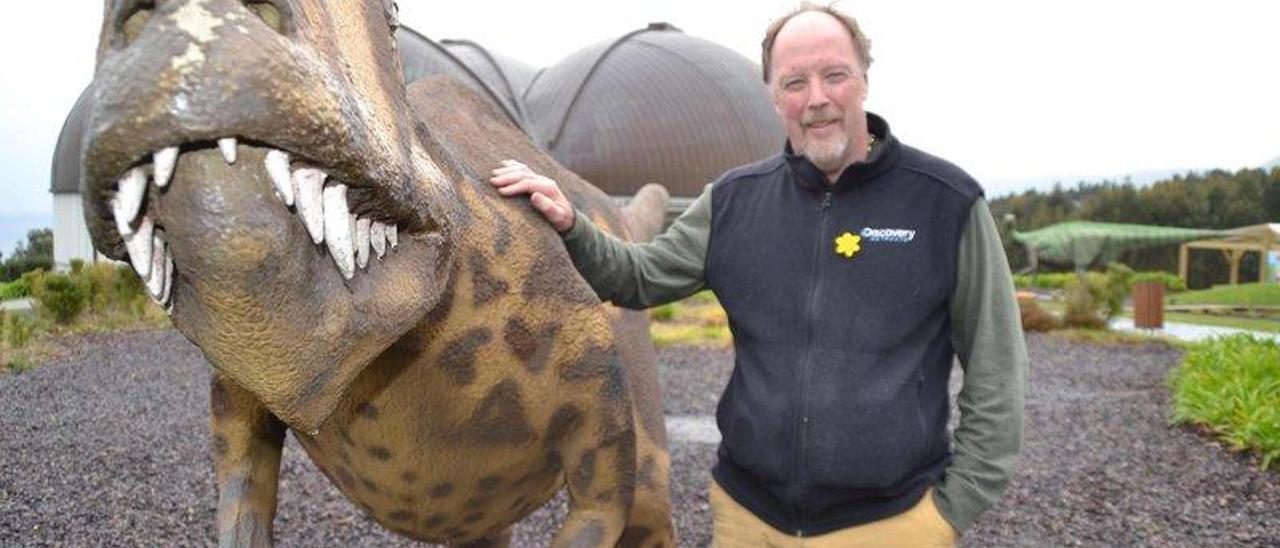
[806,78,831,109]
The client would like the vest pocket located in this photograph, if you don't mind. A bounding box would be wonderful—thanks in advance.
[803,362,930,491]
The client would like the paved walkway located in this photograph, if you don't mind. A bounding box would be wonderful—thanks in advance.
[0,298,33,312]
[1110,317,1280,342]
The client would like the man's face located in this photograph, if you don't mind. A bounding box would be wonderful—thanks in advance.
[769,12,869,177]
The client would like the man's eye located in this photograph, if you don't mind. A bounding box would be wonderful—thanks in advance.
[784,80,805,91]
[825,72,849,84]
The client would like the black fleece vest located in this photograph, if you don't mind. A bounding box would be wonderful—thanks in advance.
[706,114,982,535]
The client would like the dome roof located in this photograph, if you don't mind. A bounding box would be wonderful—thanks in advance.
[525,23,783,197]
[397,27,528,132]
[441,38,538,122]
[49,86,93,194]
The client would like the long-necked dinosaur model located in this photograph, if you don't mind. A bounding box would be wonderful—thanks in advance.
[82,1,673,546]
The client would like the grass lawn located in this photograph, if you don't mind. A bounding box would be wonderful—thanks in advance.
[648,291,731,348]
[1168,283,1280,307]
[1168,334,1280,470]
[1159,312,1280,334]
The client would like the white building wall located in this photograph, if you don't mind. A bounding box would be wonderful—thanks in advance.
[52,193,99,270]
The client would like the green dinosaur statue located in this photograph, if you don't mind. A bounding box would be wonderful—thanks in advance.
[80,1,673,546]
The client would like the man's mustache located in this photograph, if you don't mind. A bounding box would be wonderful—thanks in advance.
[802,110,842,127]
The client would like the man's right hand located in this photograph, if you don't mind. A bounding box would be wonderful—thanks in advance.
[489,160,575,233]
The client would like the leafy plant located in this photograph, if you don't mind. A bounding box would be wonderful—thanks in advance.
[1131,271,1187,293]
[1018,297,1059,332]
[649,302,678,322]
[4,312,34,349]
[0,228,53,282]
[38,273,89,324]
[1168,335,1280,469]
[0,278,31,300]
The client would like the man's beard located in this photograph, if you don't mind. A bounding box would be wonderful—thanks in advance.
[800,109,850,173]
[801,133,849,173]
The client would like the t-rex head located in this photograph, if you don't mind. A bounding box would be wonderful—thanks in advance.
[83,0,460,432]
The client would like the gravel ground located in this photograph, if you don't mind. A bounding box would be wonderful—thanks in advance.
[1,331,1276,546]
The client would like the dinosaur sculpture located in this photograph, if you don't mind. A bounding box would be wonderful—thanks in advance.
[81,1,673,546]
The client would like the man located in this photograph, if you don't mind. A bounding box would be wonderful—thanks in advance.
[490,4,1026,546]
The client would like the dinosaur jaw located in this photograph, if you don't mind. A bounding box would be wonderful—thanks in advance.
[99,138,424,308]
[88,140,452,433]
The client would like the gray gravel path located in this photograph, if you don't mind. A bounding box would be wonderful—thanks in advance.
[1,331,1276,547]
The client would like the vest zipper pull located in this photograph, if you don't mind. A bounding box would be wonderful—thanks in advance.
[821,191,832,210]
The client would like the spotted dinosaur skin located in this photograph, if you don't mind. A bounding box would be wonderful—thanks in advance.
[82,1,672,546]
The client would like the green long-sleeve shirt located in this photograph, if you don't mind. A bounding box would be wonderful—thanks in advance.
[562,185,1027,534]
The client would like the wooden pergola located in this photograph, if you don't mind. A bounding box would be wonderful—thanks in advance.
[1178,223,1280,285]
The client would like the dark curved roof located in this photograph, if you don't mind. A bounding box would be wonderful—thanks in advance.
[396,27,528,132]
[49,86,93,194]
[524,23,783,197]
[441,38,537,123]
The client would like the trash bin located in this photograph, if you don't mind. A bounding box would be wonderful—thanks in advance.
[1132,281,1164,329]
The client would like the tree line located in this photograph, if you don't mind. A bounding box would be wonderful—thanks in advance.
[989,167,1280,288]
[1,228,52,283]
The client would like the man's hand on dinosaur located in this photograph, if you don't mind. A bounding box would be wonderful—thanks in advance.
[490,160,576,233]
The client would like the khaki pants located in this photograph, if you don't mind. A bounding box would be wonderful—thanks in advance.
[709,481,958,547]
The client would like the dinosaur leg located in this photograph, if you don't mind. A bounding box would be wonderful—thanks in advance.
[456,527,512,548]
[551,401,638,547]
[618,439,675,548]
[210,371,288,548]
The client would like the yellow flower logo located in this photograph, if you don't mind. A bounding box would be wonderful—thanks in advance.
[835,232,862,258]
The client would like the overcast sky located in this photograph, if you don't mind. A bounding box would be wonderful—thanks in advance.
[2,0,1278,223]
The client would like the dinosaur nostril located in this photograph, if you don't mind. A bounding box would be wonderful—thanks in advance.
[246,1,287,34]
[120,1,155,48]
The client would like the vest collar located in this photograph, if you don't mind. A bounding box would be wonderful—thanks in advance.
[784,112,899,192]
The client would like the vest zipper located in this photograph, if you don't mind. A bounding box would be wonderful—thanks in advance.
[792,189,832,533]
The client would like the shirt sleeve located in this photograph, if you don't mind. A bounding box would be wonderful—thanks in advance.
[560,184,713,309]
[934,197,1029,534]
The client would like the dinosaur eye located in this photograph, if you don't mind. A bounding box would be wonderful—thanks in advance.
[245,1,285,33]
[119,1,155,48]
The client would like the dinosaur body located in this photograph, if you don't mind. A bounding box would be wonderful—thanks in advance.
[82,2,671,546]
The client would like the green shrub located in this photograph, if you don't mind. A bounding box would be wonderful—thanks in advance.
[69,259,85,275]
[649,302,678,322]
[1057,263,1135,329]
[115,264,146,301]
[39,273,89,324]
[1062,279,1107,329]
[1015,269,1185,293]
[1102,263,1134,319]
[79,262,123,312]
[1132,271,1187,293]
[4,312,34,349]
[1168,335,1280,469]
[6,355,35,374]
[1018,297,1059,332]
[0,278,31,300]
[22,269,47,301]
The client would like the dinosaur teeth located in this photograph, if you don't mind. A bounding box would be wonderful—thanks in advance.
[387,224,398,249]
[323,184,355,279]
[370,221,386,258]
[265,150,294,206]
[125,216,155,279]
[355,217,371,269]
[153,146,178,188]
[294,168,326,244]
[218,138,238,164]
[113,168,148,229]
[159,247,174,306]
[146,231,167,300]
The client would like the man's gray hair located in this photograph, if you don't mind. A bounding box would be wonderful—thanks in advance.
[761,2,873,83]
